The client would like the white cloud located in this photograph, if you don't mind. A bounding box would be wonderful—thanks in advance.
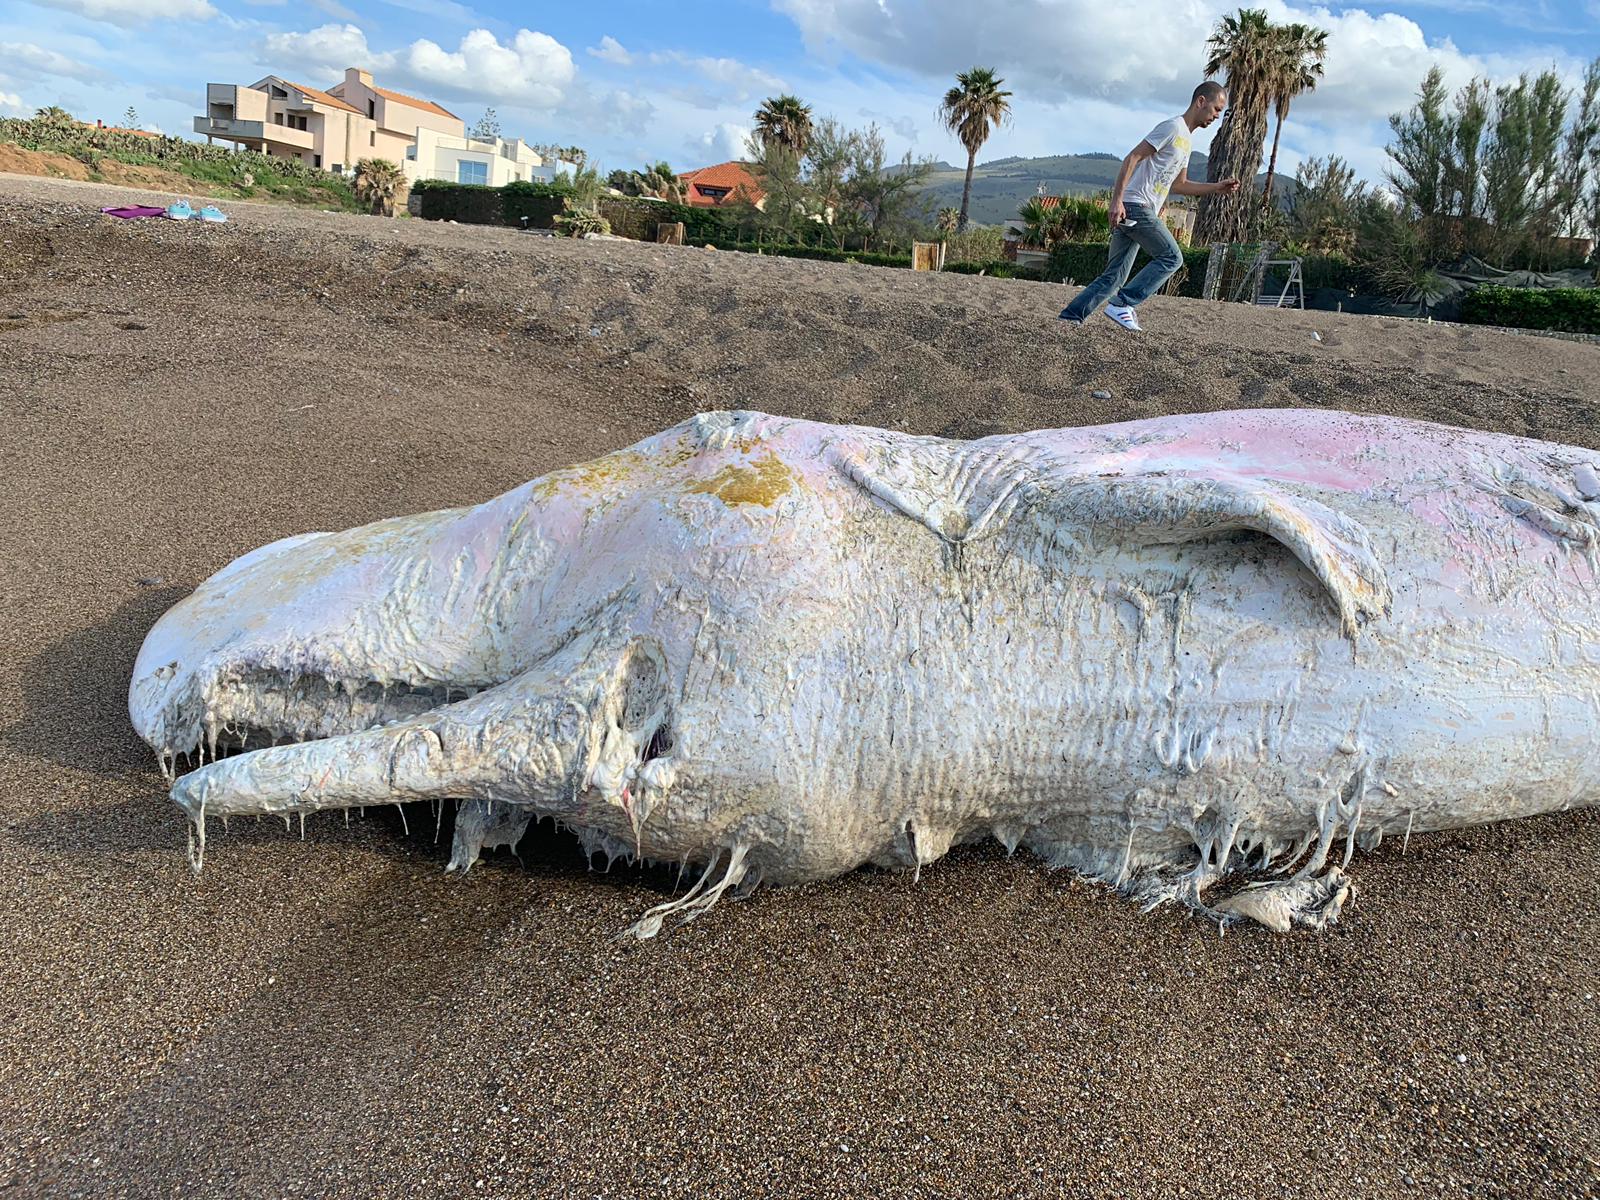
[772,0,1588,123]
[403,29,575,108]
[253,24,576,109]
[697,121,753,163]
[587,35,632,66]
[0,41,107,82]
[650,51,785,104]
[859,107,919,144]
[262,23,388,74]
[565,82,654,137]
[25,0,215,26]
[0,90,27,117]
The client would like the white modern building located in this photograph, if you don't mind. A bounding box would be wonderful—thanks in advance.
[403,127,578,187]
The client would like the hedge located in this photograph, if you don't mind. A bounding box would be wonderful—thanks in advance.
[410,180,507,224]
[943,260,1041,280]
[599,195,748,243]
[1045,242,1211,297]
[692,242,912,268]
[1460,285,1600,334]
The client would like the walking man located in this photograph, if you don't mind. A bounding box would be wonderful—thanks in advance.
[1061,82,1239,331]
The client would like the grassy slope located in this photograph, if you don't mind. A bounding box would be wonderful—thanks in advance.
[0,139,361,211]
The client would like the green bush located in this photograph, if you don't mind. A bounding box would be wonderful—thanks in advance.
[940,226,1006,265]
[1460,286,1600,334]
[942,260,1039,279]
[0,115,360,209]
[555,210,610,237]
[599,195,748,243]
[1044,242,1210,297]
[501,181,569,229]
[410,180,506,224]
[702,242,910,268]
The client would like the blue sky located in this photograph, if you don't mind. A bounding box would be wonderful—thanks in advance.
[1,0,1596,187]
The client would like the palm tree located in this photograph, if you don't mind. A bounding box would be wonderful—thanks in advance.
[939,68,1012,231]
[753,95,814,156]
[936,207,960,234]
[1194,8,1281,245]
[352,158,405,217]
[640,161,684,203]
[1261,22,1329,211]
[1015,197,1067,248]
[33,105,73,126]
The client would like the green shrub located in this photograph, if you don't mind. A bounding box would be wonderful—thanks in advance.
[555,210,610,237]
[719,242,911,268]
[1460,286,1600,334]
[411,180,505,224]
[942,260,1038,279]
[941,226,1006,265]
[0,115,361,209]
[1044,242,1210,297]
[599,195,747,243]
[501,181,569,229]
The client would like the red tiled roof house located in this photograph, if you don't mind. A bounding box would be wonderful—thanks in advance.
[679,161,765,210]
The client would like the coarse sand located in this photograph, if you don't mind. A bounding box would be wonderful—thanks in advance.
[1,173,1597,1199]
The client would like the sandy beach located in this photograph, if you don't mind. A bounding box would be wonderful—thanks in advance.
[1,172,1597,1199]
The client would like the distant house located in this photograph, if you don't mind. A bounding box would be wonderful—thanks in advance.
[86,120,158,139]
[195,67,461,175]
[679,161,764,209]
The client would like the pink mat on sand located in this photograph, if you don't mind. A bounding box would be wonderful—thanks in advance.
[100,205,169,219]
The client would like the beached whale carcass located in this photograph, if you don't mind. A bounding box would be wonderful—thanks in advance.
[129,408,1600,937]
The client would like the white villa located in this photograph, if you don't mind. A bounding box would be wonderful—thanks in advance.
[404,127,578,187]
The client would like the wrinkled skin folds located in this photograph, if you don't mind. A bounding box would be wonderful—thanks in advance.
[130,409,1600,937]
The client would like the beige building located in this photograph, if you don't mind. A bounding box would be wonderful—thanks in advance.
[195,68,462,174]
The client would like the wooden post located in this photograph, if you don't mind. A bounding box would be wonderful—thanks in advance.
[913,241,944,271]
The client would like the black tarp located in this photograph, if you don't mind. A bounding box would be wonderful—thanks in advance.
[1289,254,1597,321]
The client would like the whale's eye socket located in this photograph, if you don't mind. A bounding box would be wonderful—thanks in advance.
[622,655,659,730]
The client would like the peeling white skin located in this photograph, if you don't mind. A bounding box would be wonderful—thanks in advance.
[129,409,1600,937]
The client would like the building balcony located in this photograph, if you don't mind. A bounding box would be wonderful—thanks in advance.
[193,116,314,151]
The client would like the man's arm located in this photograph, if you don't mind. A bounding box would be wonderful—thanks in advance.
[1170,168,1241,197]
[1108,141,1157,225]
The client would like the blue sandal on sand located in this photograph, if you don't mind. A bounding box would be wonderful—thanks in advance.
[166,200,194,220]
[197,205,227,223]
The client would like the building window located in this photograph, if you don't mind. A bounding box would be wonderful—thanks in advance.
[370,131,376,146]
[331,163,342,173]
[458,160,489,186]
[368,99,375,118]
[274,113,284,125]
[313,154,321,168]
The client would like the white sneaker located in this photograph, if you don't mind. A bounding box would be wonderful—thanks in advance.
[1104,304,1142,331]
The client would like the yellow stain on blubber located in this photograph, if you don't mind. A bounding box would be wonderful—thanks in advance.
[685,453,796,507]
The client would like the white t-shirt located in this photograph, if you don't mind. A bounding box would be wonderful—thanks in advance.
[1123,116,1192,213]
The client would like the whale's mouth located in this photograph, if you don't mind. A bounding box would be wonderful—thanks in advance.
[148,662,503,777]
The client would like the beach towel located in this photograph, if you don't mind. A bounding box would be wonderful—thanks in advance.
[100,206,168,220]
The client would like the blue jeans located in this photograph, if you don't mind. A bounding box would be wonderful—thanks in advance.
[1060,203,1183,321]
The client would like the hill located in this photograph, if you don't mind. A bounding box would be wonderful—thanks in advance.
[910,151,1292,225]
